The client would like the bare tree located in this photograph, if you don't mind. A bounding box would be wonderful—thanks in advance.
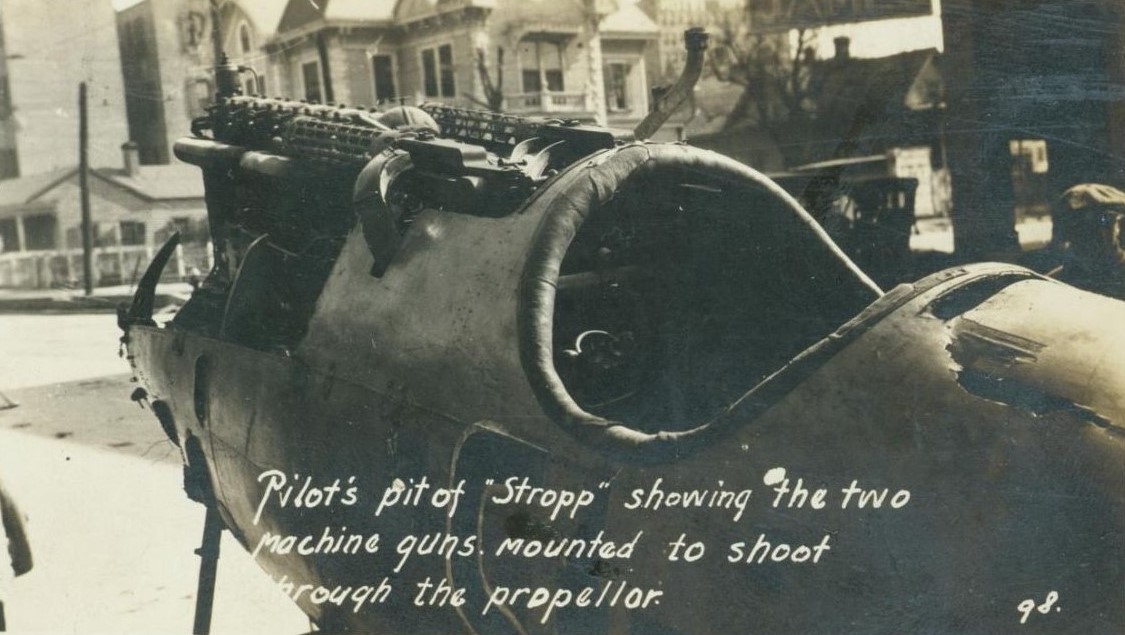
[709,14,817,131]
[466,0,611,119]
[468,45,506,112]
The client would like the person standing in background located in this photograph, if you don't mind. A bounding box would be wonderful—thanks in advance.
[1048,183,1125,299]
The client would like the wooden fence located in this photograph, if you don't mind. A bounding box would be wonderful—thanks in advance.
[0,242,212,289]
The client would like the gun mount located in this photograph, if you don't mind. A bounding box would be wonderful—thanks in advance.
[119,41,1125,635]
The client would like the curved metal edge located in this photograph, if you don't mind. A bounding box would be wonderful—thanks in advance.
[119,232,182,331]
[516,143,1032,465]
[355,152,413,277]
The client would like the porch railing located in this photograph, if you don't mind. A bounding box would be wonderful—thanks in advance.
[504,91,587,114]
[0,243,212,289]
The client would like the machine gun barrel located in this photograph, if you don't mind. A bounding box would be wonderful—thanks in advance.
[191,95,630,171]
[281,115,388,167]
[421,104,627,153]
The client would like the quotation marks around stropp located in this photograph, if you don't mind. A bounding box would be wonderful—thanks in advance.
[483,476,601,521]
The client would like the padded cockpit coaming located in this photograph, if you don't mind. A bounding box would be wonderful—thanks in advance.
[518,144,882,461]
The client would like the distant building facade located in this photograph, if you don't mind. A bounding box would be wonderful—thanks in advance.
[0,0,130,178]
[265,0,658,125]
[0,144,208,289]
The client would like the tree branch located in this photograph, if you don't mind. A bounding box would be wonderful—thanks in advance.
[473,45,506,111]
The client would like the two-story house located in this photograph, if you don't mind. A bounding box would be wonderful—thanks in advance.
[265,0,658,126]
[0,143,209,289]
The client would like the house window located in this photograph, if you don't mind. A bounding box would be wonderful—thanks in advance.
[422,49,438,97]
[604,62,632,112]
[239,22,253,54]
[22,214,57,250]
[94,222,118,248]
[120,221,147,246]
[156,216,209,244]
[241,75,264,96]
[188,78,213,117]
[0,218,19,253]
[519,41,565,93]
[438,44,455,97]
[421,44,456,98]
[179,10,207,51]
[1009,139,1049,174]
[372,54,396,102]
[301,60,323,103]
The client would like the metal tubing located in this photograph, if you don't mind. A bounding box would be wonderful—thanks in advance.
[633,28,708,140]
[79,82,93,296]
[191,505,223,635]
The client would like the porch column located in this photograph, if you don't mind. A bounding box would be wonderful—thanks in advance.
[13,216,24,253]
[583,0,609,126]
[175,242,186,279]
[536,41,546,97]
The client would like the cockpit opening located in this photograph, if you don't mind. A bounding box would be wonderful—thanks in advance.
[521,146,882,444]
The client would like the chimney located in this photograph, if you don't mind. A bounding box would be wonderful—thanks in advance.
[121,140,140,177]
[834,36,851,62]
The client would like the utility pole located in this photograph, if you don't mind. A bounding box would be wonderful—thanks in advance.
[209,0,224,67]
[79,82,94,295]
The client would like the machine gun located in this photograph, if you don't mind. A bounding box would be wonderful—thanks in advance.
[187,28,710,171]
[175,27,710,244]
[187,95,628,172]
[163,28,710,338]
[175,97,641,286]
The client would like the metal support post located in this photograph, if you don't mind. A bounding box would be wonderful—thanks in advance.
[191,505,223,635]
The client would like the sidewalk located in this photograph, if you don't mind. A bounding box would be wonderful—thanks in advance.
[0,311,309,634]
[0,283,191,314]
[0,424,310,635]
